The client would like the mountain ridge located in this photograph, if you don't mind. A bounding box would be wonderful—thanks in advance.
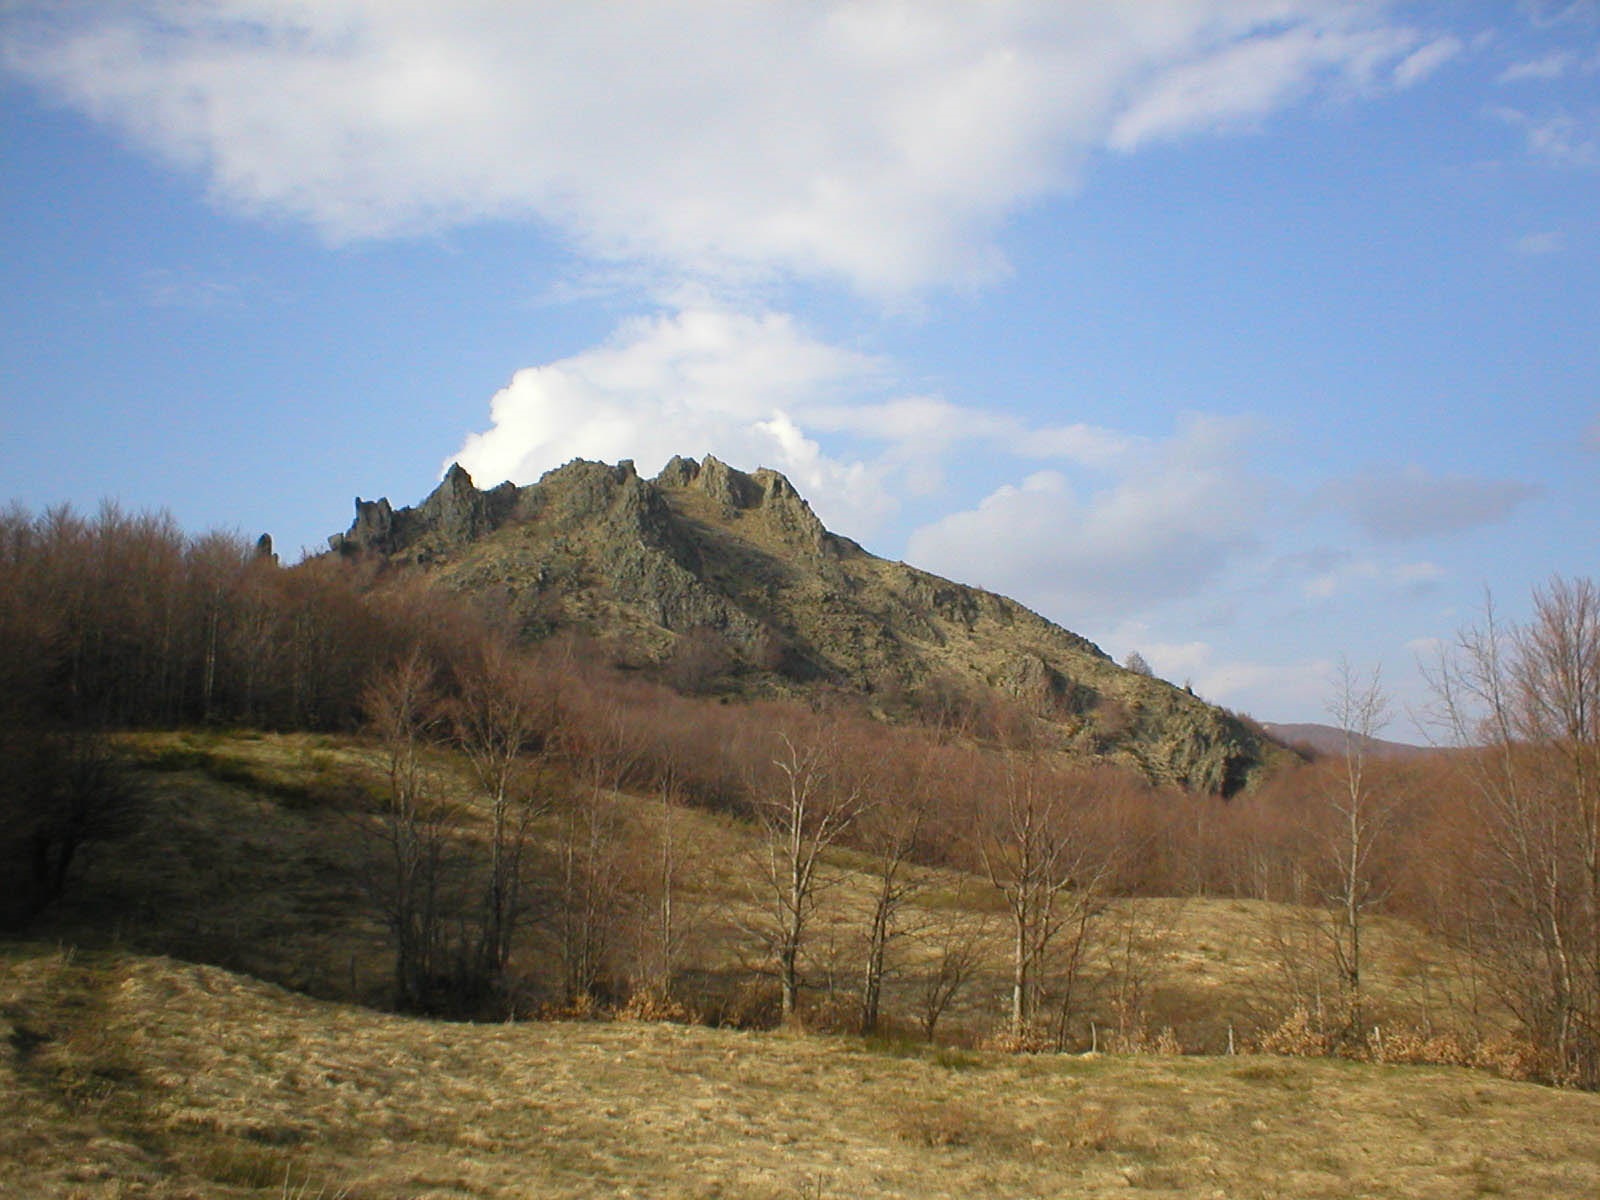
[330,455,1279,793]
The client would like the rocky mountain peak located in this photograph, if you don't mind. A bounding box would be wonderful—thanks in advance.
[324,454,1278,792]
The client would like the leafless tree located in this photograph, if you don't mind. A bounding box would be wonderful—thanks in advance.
[747,724,865,1021]
[448,640,555,991]
[1426,578,1600,1084]
[854,733,941,1033]
[978,751,1111,1033]
[553,699,639,1004]
[0,730,143,930]
[1101,899,1186,1051]
[361,649,457,1012]
[1319,659,1394,1037]
[912,897,996,1042]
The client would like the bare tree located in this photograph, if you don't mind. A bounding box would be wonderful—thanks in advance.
[448,640,555,993]
[747,724,865,1021]
[552,698,640,1004]
[854,732,940,1034]
[0,730,143,930]
[362,649,456,1012]
[1426,579,1600,1085]
[633,767,696,998]
[978,751,1110,1033]
[1320,659,1393,1037]
[1101,899,1186,1051]
[912,898,996,1042]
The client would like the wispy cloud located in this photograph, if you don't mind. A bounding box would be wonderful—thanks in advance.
[1498,50,1579,82]
[1512,229,1567,254]
[1103,625,1336,717]
[1394,36,1465,89]
[1302,555,1445,601]
[5,2,1449,297]
[1492,104,1600,166]
[1318,465,1540,541]
[904,415,1270,624]
[1107,23,1428,151]
[140,268,252,311]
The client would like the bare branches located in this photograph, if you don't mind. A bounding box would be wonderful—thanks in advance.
[746,723,866,1021]
[1423,578,1600,1085]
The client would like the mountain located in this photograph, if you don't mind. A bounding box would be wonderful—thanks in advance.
[329,455,1278,793]
[1259,722,1430,761]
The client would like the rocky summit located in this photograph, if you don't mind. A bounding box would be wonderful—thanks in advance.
[330,455,1275,792]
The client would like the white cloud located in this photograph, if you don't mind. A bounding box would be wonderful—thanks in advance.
[1319,465,1540,540]
[1108,21,1429,150]
[450,305,898,535]
[1525,110,1600,166]
[1393,35,1464,89]
[1492,104,1600,167]
[1405,636,1444,659]
[4,1,1441,295]
[1302,556,1444,601]
[904,415,1269,625]
[1513,229,1567,254]
[140,267,251,310]
[1104,626,1335,718]
[451,300,1160,535]
[1498,50,1578,82]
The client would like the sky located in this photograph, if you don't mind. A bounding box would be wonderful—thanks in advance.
[2,2,1596,739]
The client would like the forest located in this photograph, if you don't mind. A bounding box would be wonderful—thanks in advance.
[3,500,1598,1090]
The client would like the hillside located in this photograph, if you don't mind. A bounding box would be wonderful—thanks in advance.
[28,731,1480,1048]
[7,942,1600,1200]
[7,729,1599,1199]
[1260,722,1431,761]
[330,456,1275,793]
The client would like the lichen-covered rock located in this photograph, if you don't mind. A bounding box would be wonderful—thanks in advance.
[324,454,1280,792]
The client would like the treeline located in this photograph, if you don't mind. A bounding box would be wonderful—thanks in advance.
[2,503,1598,1087]
[0,502,489,928]
[352,614,1600,1089]
[0,503,479,731]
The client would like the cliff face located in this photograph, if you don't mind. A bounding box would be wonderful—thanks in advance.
[330,456,1275,793]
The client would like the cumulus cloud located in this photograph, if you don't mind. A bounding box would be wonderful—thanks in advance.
[904,415,1269,625]
[1318,465,1539,541]
[450,302,1150,537]
[4,1,1439,294]
[449,306,898,534]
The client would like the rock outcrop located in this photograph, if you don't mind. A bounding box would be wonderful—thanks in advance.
[327,456,1276,792]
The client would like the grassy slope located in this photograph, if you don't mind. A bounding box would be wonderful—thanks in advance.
[5,943,1600,1200]
[34,732,1479,1047]
[6,729,1590,1198]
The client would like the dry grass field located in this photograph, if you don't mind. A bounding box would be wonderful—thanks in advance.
[9,729,1596,1199]
[39,732,1489,1052]
[5,941,1599,1200]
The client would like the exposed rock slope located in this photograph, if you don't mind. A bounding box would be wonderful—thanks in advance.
[331,456,1274,792]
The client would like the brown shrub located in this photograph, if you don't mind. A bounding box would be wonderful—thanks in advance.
[1255,1008,1331,1057]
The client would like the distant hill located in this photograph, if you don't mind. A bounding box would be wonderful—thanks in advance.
[328,455,1282,792]
[1259,722,1431,761]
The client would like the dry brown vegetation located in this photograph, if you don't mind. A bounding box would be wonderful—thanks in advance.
[6,941,1600,1200]
[12,729,1525,1059]
[8,499,1600,1196]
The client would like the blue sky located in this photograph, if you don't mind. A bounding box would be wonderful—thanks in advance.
[2,2,1596,737]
